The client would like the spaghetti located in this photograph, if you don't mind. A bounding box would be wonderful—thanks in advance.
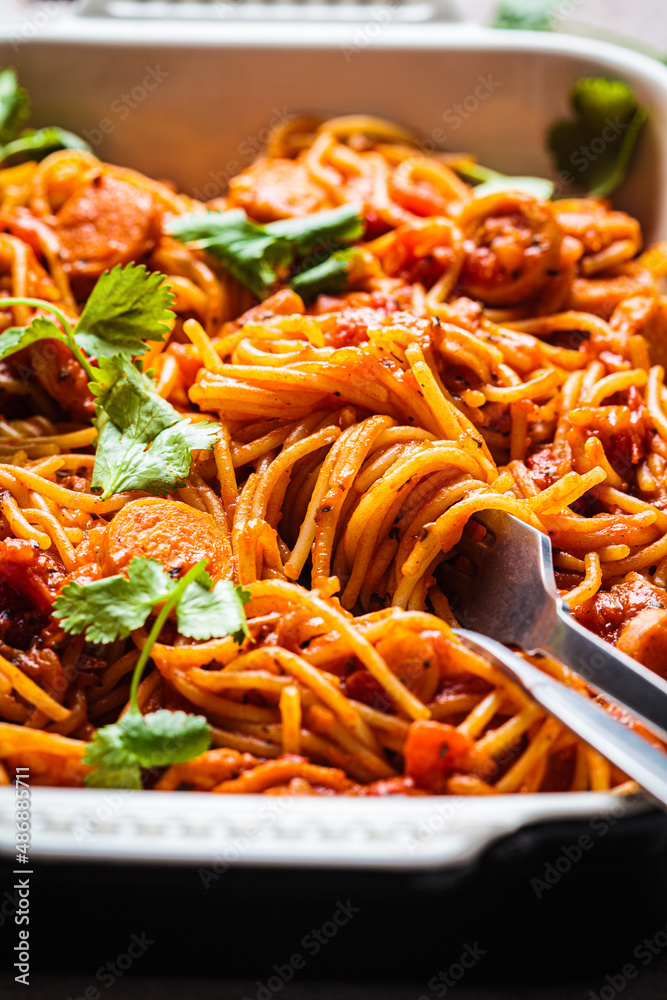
[0,115,665,795]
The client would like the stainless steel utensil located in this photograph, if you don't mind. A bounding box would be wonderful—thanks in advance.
[456,628,667,809]
[439,509,667,744]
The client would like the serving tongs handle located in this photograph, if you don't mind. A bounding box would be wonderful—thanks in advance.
[543,605,667,745]
[451,511,667,746]
[456,629,667,810]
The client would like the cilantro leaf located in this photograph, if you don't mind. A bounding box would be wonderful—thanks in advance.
[493,0,553,30]
[90,355,180,440]
[1,126,91,166]
[177,576,251,642]
[54,557,173,644]
[0,263,175,378]
[167,205,364,300]
[83,711,211,787]
[290,248,358,303]
[0,68,29,147]
[167,210,292,299]
[177,416,220,453]
[0,315,68,361]
[75,263,175,361]
[117,710,211,768]
[89,415,143,498]
[85,762,142,790]
[54,555,250,646]
[72,556,248,789]
[0,309,96,384]
[571,77,639,133]
[548,77,648,197]
[91,409,218,499]
[90,355,219,498]
[1,265,211,500]
[0,68,90,166]
[266,205,364,255]
[83,725,142,789]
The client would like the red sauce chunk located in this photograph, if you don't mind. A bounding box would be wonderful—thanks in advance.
[403,719,473,793]
[574,572,667,644]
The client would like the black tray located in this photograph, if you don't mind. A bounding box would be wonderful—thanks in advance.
[2,807,666,988]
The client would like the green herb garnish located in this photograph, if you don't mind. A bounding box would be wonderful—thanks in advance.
[0,262,173,374]
[168,210,292,300]
[265,208,365,254]
[492,0,553,31]
[1,126,90,165]
[74,264,176,362]
[290,248,359,303]
[548,77,648,197]
[90,356,219,498]
[455,162,555,201]
[0,67,90,165]
[0,263,220,499]
[54,556,250,645]
[167,205,364,300]
[0,67,29,146]
[53,557,251,788]
[456,76,647,200]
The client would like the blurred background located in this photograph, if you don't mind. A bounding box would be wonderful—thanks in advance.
[1,0,667,47]
[1,0,666,45]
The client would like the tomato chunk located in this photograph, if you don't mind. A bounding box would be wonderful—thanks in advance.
[0,538,65,650]
[403,720,473,793]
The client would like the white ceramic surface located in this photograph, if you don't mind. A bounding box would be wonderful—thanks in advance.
[0,786,645,868]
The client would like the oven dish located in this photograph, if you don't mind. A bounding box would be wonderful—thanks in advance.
[0,21,666,867]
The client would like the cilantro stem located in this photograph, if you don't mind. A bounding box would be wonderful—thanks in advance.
[1,296,73,334]
[127,559,208,713]
[454,162,505,185]
[0,295,97,381]
[589,105,649,198]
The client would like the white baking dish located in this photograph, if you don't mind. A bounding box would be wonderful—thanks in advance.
[4,19,667,237]
[0,786,645,868]
[0,19,665,868]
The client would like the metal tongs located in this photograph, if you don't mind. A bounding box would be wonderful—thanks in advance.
[438,510,667,807]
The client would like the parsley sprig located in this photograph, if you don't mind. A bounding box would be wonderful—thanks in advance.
[53,557,250,788]
[0,262,220,498]
[167,205,364,300]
